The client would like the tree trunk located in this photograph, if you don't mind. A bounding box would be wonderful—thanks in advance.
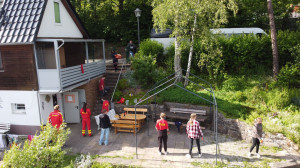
[118,0,124,12]
[267,0,279,79]
[174,34,182,81]
[184,12,197,87]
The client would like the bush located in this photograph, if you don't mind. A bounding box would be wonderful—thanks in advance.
[138,39,164,65]
[272,63,300,88]
[117,79,129,91]
[1,123,70,168]
[131,55,158,88]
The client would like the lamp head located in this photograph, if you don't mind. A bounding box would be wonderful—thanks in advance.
[134,8,141,18]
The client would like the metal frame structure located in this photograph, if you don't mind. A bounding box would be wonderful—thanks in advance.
[132,69,219,163]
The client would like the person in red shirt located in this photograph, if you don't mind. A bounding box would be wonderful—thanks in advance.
[48,105,63,129]
[99,76,110,98]
[80,102,92,137]
[155,113,169,155]
[185,113,203,158]
[101,99,110,113]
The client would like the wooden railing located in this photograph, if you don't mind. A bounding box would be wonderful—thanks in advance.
[60,61,105,88]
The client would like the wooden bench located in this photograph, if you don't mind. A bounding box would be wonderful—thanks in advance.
[111,120,141,134]
[0,122,10,134]
[168,121,205,133]
[123,108,148,115]
[170,108,206,115]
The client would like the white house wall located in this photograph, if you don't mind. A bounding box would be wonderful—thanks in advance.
[0,91,40,126]
[39,93,64,124]
[150,38,175,50]
[37,0,83,38]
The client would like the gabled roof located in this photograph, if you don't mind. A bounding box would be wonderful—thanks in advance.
[0,0,89,44]
[0,0,46,44]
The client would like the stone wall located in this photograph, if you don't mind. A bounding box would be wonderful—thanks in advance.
[217,112,299,152]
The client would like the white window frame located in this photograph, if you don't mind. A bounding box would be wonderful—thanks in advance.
[54,1,62,25]
[11,103,26,115]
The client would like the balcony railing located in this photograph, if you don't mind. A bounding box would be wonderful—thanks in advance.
[60,61,105,89]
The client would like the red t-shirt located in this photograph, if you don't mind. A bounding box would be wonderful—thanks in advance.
[80,108,91,120]
[102,100,109,113]
[99,79,104,91]
[156,119,169,131]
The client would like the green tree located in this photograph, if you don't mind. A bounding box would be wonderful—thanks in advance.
[152,0,237,80]
[226,0,299,30]
[1,123,70,168]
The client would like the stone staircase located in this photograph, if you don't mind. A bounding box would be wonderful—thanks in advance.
[93,59,131,114]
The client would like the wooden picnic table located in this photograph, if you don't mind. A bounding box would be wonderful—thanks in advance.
[112,113,146,134]
[114,113,146,121]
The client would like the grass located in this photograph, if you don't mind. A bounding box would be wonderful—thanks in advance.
[153,75,300,146]
[260,146,283,153]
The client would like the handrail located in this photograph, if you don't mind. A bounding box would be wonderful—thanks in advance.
[110,61,126,102]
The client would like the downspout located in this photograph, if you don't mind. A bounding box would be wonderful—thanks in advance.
[33,43,43,126]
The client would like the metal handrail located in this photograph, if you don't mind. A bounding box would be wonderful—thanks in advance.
[110,60,126,103]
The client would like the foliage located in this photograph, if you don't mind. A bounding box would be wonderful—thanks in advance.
[74,153,93,168]
[131,54,167,88]
[122,70,138,88]
[1,123,70,168]
[117,79,129,91]
[138,39,164,64]
[164,43,175,73]
[113,90,123,101]
[226,0,299,30]
[70,0,153,43]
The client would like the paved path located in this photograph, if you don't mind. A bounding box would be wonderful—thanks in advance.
[65,118,300,168]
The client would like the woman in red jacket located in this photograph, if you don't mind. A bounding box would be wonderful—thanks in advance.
[80,102,92,137]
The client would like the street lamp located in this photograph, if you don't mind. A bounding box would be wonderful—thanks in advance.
[134,8,141,45]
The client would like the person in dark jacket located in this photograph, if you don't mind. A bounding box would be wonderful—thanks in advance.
[126,40,136,57]
[248,118,263,158]
[99,109,111,146]
[111,49,118,72]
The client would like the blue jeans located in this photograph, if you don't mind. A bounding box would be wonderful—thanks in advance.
[99,128,110,145]
[129,51,134,57]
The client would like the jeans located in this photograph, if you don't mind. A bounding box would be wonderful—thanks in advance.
[99,128,110,145]
[129,51,134,57]
[189,138,201,155]
[250,137,260,153]
[157,130,168,152]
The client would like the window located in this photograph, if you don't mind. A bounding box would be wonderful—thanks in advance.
[12,103,26,114]
[0,50,3,70]
[54,2,61,23]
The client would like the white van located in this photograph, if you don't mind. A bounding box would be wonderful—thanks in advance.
[210,27,267,37]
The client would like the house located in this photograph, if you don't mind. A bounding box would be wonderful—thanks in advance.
[0,0,106,135]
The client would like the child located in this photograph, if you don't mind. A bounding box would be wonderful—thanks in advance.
[248,118,263,158]
[155,113,169,155]
[186,113,203,158]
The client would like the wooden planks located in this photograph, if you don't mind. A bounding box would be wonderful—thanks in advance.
[170,107,206,115]
[123,108,148,115]
[111,120,140,134]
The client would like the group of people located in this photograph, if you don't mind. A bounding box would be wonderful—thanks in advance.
[155,113,263,159]
[110,40,137,72]
[155,113,203,158]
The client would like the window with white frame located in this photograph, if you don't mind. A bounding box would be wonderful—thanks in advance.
[11,103,26,114]
[54,2,61,23]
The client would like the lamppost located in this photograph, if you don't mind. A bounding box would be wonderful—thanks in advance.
[134,8,141,45]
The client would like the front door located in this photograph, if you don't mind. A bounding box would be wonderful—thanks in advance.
[63,92,80,123]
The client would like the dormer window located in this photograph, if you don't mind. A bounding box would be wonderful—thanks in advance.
[54,2,61,23]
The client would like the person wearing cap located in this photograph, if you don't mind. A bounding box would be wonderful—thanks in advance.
[48,105,63,129]
[155,113,169,155]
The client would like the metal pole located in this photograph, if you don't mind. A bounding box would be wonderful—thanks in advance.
[135,106,138,159]
[137,17,140,45]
